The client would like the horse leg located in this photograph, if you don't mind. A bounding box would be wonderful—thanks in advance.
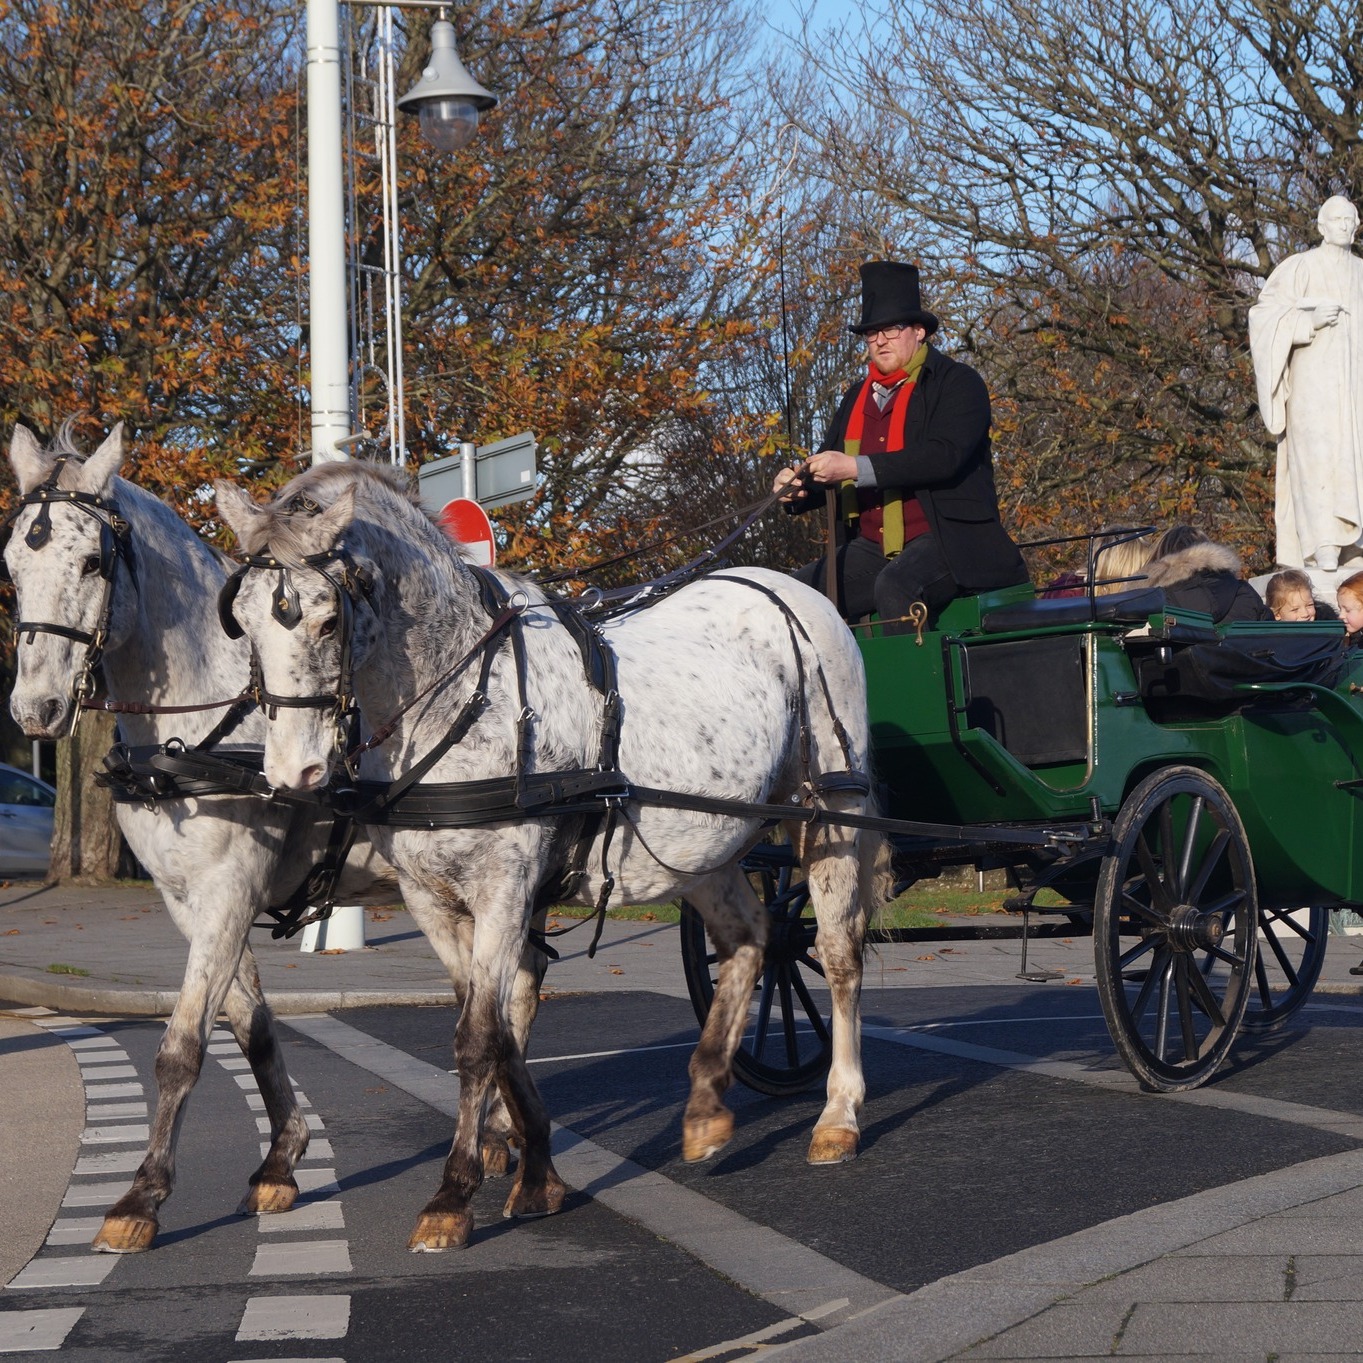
[800,819,878,1166]
[402,896,538,1178]
[677,867,767,1163]
[491,921,550,1178]
[94,894,253,1252]
[223,946,309,1213]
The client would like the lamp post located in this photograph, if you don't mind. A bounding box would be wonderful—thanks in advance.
[305,1,496,465]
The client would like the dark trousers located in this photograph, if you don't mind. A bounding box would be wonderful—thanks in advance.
[797,533,961,631]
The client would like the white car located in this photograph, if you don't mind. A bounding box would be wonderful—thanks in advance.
[0,762,55,877]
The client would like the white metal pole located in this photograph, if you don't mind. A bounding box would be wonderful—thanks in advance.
[307,0,353,463]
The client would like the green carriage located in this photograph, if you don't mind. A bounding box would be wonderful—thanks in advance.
[682,575,1361,1096]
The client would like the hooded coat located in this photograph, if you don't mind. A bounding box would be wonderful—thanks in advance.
[1139,542,1272,623]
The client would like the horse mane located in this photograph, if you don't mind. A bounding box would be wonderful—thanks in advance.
[258,460,505,577]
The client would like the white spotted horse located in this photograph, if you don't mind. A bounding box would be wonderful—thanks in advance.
[215,460,890,1251]
[1,423,418,1253]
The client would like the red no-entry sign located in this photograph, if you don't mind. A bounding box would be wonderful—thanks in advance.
[437,498,496,567]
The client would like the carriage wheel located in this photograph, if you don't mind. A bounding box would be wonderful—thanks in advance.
[1240,905,1329,1033]
[1094,766,1257,1092]
[679,846,833,1097]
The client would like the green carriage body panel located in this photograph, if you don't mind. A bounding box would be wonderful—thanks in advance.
[859,587,1363,909]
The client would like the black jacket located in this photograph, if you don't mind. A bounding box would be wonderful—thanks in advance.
[1140,543,1272,623]
[795,345,1027,593]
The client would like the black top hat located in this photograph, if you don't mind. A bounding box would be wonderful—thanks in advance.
[848,260,939,336]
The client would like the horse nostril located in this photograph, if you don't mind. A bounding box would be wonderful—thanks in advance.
[299,763,329,790]
[38,697,64,731]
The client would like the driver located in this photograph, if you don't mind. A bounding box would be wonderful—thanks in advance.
[773,261,1028,631]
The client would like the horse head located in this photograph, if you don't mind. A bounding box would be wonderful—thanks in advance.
[4,422,137,738]
[215,473,376,792]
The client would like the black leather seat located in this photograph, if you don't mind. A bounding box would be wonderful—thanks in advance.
[979,586,1166,634]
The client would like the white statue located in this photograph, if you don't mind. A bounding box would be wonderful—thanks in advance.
[1249,195,1363,571]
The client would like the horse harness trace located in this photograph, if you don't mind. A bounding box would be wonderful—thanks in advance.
[0,458,138,733]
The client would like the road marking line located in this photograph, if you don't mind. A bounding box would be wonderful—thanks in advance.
[44,1219,103,1247]
[72,1149,142,1176]
[77,1065,137,1081]
[65,1036,119,1050]
[228,1358,345,1363]
[235,1294,351,1341]
[260,1139,334,1161]
[249,1240,352,1277]
[257,1114,325,1134]
[285,1013,897,1327]
[6,1256,118,1289]
[74,1053,132,1066]
[81,1082,142,1099]
[218,1057,252,1071]
[85,1101,147,1120]
[0,1307,84,1352]
[256,1202,346,1233]
[294,1168,340,1195]
[81,1123,150,1145]
[61,1181,129,1208]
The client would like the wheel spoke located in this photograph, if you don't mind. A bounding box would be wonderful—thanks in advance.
[1185,955,1227,1027]
[1174,958,1200,1059]
[1260,920,1300,983]
[1260,905,1315,944]
[778,970,800,1067]
[1158,800,1177,894]
[1130,945,1170,1025]
[1120,887,1165,927]
[797,951,827,979]
[1253,951,1274,1010]
[1118,934,1160,972]
[752,971,777,1058]
[1201,940,1246,969]
[1154,955,1174,1059]
[1176,796,1206,900]
[1135,832,1173,914]
[790,968,830,1043]
[1185,827,1230,905]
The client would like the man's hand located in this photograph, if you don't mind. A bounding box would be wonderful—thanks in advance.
[772,464,810,503]
[804,450,858,484]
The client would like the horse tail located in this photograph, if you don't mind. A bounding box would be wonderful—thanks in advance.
[857,793,897,927]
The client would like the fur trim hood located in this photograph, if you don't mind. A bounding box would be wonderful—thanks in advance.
[1139,541,1243,587]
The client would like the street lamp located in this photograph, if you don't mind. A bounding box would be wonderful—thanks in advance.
[396,16,497,151]
[306,0,496,464]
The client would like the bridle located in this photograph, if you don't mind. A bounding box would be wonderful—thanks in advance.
[0,459,138,734]
[217,538,374,767]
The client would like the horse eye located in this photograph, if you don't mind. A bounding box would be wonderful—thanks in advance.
[81,553,101,577]
[318,616,337,639]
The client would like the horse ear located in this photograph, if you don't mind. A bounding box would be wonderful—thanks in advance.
[79,423,125,495]
[313,485,357,548]
[215,481,272,553]
[9,425,53,494]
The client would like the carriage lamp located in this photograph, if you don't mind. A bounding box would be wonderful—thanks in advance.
[396,16,497,151]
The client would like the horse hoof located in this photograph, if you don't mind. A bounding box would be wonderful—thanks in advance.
[92,1216,157,1253]
[503,1175,566,1220]
[241,1178,299,1215]
[482,1133,513,1178]
[682,1111,734,1163]
[807,1126,858,1165]
[408,1211,472,1252]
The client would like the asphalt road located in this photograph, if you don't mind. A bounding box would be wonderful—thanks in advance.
[6,984,1363,1362]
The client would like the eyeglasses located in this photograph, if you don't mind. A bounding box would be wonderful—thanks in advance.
[864,324,908,340]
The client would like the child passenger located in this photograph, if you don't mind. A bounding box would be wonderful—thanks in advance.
[1266,569,1318,620]
[1265,568,1339,622]
[1338,571,1363,641]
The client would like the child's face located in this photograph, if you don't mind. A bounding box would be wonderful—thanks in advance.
[1273,588,1316,622]
[1339,590,1363,633]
